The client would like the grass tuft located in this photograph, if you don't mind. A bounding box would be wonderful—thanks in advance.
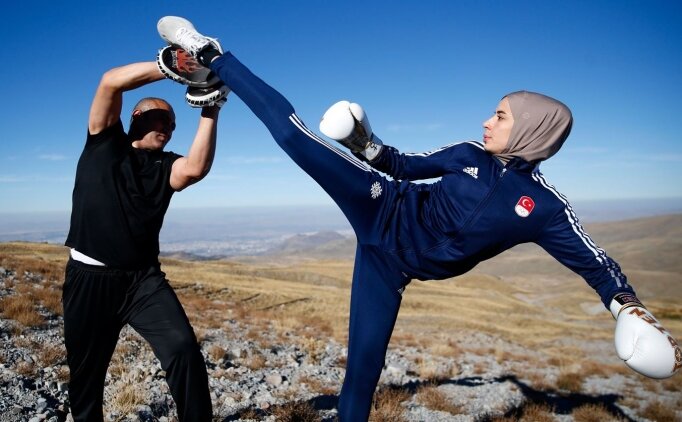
[572,403,624,422]
[109,383,145,420]
[298,374,338,396]
[0,294,44,327]
[270,401,319,421]
[244,352,267,371]
[207,344,226,363]
[518,402,556,422]
[415,384,462,414]
[369,386,410,422]
[639,400,677,422]
[38,343,66,367]
[555,370,584,393]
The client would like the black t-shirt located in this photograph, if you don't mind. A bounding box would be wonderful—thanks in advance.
[65,120,182,269]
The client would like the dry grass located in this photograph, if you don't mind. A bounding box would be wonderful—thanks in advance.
[660,376,681,392]
[555,370,584,393]
[390,332,421,348]
[38,343,66,367]
[297,374,338,395]
[0,243,67,330]
[572,403,624,422]
[415,359,453,382]
[55,365,70,382]
[491,402,556,422]
[527,371,554,391]
[579,360,623,378]
[15,360,36,377]
[427,339,461,358]
[108,383,145,420]
[238,408,261,420]
[516,402,556,422]
[3,241,678,361]
[472,361,490,375]
[2,240,682,421]
[415,384,463,414]
[639,400,678,422]
[207,344,226,363]
[269,401,319,421]
[369,387,410,422]
[32,283,63,316]
[113,363,141,383]
[244,352,267,371]
[300,336,327,365]
[0,242,67,283]
[0,294,44,327]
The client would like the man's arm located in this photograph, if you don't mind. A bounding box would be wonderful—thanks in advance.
[170,106,219,191]
[89,62,165,135]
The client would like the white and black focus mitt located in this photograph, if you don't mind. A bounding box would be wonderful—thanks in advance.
[611,293,681,378]
[320,100,383,161]
[157,45,221,88]
[185,83,230,108]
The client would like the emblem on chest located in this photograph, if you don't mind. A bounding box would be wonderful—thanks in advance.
[515,196,535,217]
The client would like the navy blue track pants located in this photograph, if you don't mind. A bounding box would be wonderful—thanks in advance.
[211,53,407,420]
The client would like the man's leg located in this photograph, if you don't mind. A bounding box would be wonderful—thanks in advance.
[63,260,125,421]
[338,245,403,421]
[124,267,211,421]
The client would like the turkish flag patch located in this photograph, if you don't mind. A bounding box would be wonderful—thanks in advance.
[514,196,535,218]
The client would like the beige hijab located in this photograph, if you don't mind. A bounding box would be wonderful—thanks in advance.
[496,91,573,164]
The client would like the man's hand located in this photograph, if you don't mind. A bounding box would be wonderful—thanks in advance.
[611,293,681,378]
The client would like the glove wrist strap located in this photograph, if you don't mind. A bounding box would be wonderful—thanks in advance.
[610,292,644,319]
[359,136,383,161]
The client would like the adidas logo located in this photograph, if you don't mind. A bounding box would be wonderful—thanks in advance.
[463,167,479,179]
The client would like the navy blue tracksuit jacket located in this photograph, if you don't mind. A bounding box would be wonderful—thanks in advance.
[368,142,631,303]
[210,52,634,421]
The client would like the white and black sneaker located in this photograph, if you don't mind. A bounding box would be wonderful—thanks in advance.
[157,16,222,59]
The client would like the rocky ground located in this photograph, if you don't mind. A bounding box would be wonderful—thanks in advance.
[1,266,680,421]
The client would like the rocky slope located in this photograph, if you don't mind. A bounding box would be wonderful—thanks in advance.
[0,260,680,421]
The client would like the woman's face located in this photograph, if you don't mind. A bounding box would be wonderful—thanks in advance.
[482,97,514,155]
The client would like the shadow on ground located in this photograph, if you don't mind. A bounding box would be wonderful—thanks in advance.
[223,373,631,421]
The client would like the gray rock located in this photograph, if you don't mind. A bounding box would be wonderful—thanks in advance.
[265,373,283,386]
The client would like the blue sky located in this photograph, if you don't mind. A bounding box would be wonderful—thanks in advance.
[1,1,681,212]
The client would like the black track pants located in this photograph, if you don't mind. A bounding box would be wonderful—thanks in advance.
[62,259,211,421]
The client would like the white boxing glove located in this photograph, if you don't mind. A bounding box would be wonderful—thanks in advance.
[319,100,383,161]
[610,293,681,378]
